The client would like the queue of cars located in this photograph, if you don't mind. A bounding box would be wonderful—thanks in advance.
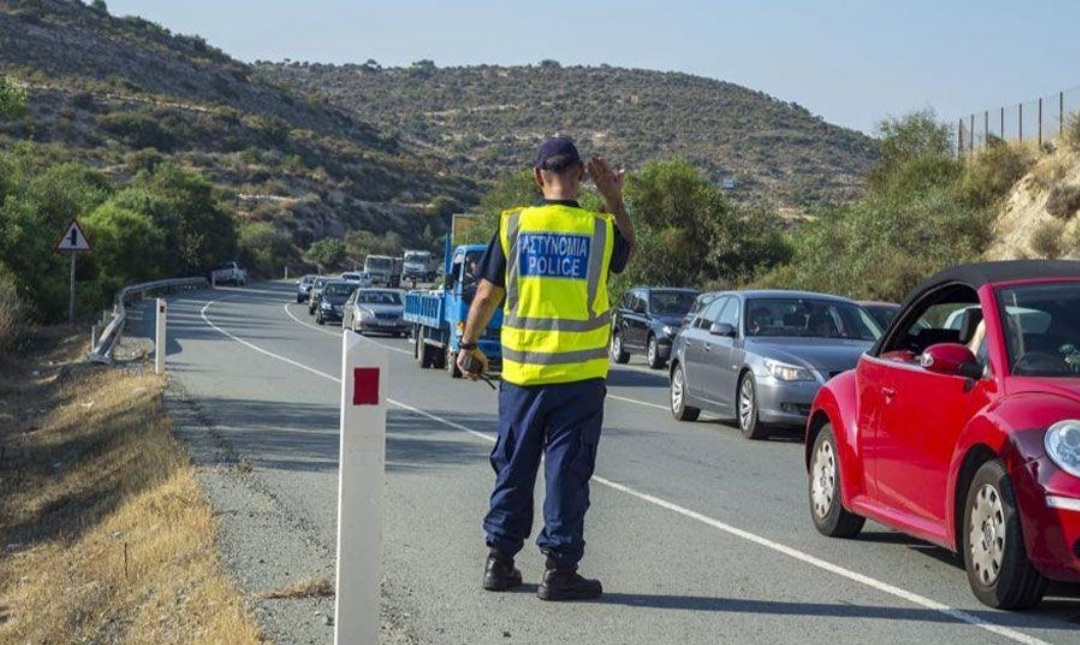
[287,259,1080,610]
[296,272,408,336]
[643,262,1080,609]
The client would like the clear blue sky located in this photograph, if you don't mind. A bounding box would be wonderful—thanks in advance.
[106,0,1079,135]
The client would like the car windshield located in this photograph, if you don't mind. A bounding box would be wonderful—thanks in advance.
[324,282,358,297]
[404,252,429,262]
[997,282,1080,377]
[649,291,699,316]
[746,298,881,341]
[366,257,392,270]
[864,305,899,330]
[358,290,402,305]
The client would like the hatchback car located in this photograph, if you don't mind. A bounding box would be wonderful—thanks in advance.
[806,260,1080,609]
[342,288,408,336]
[669,290,880,439]
[611,287,701,368]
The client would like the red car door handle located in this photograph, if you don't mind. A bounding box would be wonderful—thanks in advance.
[882,387,896,398]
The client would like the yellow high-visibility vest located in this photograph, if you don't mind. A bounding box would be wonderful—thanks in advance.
[498,203,615,385]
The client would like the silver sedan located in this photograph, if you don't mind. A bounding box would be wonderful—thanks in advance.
[342,288,409,337]
[669,290,881,439]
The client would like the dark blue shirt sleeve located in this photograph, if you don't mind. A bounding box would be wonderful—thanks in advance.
[478,226,507,288]
[476,217,630,288]
[610,227,630,275]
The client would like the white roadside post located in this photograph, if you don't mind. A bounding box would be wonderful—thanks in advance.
[154,298,167,375]
[335,330,389,645]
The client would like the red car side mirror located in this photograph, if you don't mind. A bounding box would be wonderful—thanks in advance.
[920,343,982,379]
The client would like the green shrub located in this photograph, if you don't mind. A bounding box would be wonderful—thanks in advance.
[1031,220,1066,259]
[958,141,1035,209]
[98,111,177,152]
[0,269,27,356]
[1047,184,1080,220]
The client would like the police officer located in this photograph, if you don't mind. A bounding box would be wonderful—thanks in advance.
[456,136,634,601]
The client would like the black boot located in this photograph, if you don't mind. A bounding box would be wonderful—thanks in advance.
[483,548,523,591]
[537,558,602,601]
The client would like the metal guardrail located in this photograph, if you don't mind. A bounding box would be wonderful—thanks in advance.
[88,277,208,364]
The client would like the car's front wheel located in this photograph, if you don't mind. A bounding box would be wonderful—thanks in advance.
[809,424,865,538]
[962,460,1047,609]
[646,335,665,369]
[737,372,767,440]
[670,363,700,422]
[610,332,629,364]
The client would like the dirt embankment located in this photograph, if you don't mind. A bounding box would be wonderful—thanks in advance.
[0,329,262,644]
[986,146,1080,260]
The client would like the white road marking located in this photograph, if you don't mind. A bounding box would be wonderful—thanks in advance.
[197,297,1052,645]
[607,393,669,411]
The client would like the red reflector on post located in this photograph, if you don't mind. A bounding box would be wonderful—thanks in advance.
[352,368,380,405]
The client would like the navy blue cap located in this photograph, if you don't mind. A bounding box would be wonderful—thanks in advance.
[533,136,582,171]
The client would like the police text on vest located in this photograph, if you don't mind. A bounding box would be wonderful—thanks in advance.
[518,233,591,280]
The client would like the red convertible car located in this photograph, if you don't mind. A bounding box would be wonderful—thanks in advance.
[806,261,1080,609]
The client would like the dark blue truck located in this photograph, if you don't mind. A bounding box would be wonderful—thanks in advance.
[403,242,503,378]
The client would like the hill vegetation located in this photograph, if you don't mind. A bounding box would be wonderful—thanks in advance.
[0,0,478,332]
[756,110,1080,301]
[258,61,880,208]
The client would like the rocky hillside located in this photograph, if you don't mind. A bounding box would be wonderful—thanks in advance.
[257,61,880,208]
[986,144,1080,260]
[0,0,479,250]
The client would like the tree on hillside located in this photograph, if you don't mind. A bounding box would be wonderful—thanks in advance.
[456,169,541,245]
[83,201,166,285]
[0,76,26,120]
[304,237,346,272]
[238,221,292,277]
[133,163,237,274]
[620,159,739,288]
[868,109,955,194]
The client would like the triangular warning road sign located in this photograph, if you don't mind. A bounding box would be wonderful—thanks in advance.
[55,219,91,252]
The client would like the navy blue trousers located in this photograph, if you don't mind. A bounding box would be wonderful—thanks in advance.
[484,378,606,568]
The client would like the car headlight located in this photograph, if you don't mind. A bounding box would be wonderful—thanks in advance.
[763,359,814,382]
[662,324,675,337]
[320,301,332,310]
[1045,420,1080,477]
[359,308,374,319]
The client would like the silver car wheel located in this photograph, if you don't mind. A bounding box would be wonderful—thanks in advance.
[811,440,837,519]
[671,366,685,412]
[968,483,1006,587]
[739,377,755,431]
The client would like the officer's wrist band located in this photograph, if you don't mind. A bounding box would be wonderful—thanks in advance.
[460,342,478,350]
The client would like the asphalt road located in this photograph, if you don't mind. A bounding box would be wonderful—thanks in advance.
[150,282,1080,645]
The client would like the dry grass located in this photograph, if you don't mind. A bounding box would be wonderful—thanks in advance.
[0,329,263,644]
[256,577,334,601]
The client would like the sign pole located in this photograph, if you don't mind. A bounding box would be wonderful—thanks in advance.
[55,219,91,325]
[334,330,388,645]
[155,299,167,375]
[68,253,76,325]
